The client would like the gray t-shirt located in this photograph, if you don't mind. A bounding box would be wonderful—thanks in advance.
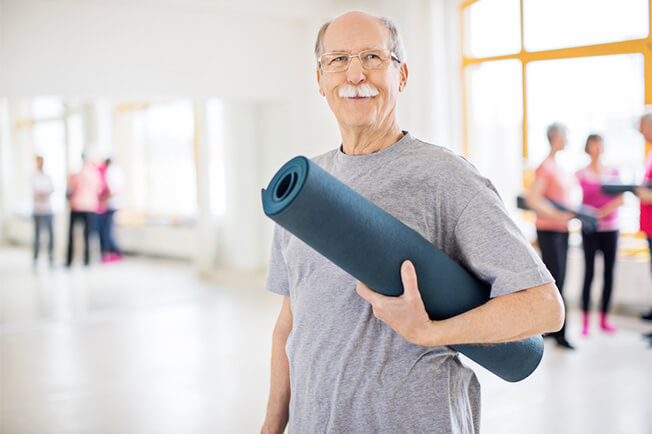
[265,132,553,434]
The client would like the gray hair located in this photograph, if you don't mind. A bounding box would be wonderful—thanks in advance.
[546,122,567,144]
[314,14,407,67]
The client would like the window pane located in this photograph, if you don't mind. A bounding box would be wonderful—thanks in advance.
[466,0,521,58]
[32,97,64,119]
[524,0,649,51]
[466,59,523,212]
[114,101,197,221]
[526,54,645,233]
[145,102,197,219]
[67,113,85,172]
[207,98,226,217]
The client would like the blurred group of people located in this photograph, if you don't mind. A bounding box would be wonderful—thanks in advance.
[31,153,124,268]
[526,113,652,350]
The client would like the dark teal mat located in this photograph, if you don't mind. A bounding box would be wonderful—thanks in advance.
[263,156,544,382]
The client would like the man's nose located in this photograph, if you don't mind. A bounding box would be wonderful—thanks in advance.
[346,57,366,84]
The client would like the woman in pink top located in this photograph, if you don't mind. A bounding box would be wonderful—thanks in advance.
[66,155,102,267]
[576,134,623,336]
[635,113,652,326]
[527,123,576,350]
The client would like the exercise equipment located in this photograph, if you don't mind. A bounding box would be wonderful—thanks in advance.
[262,156,544,382]
[600,183,650,195]
[516,195,598,233]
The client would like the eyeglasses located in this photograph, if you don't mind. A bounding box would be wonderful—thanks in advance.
[319,49,400,72]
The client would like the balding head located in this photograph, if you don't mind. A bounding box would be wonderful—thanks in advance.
[314,12,406,66]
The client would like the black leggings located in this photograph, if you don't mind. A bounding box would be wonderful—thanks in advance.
[581,230,618,314]
[66,211,95,266]
[537,230,569,340]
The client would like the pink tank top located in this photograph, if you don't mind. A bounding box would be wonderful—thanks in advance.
[576,166,620,231]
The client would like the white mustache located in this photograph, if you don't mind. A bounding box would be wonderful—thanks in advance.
[338,84,379,98]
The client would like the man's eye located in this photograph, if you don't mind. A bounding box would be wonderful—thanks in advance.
[365,53,381,60]
[331,56,348,63]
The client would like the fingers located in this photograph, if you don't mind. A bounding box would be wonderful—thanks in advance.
[356,281,386,320]
[400,260,419,298]
[356,281,380,304]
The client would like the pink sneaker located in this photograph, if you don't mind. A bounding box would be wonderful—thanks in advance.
[600,313,617,333]
[581,312,589,336]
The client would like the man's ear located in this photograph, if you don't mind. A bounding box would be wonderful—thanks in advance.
[399,63,408,92]
[316,68,325,96]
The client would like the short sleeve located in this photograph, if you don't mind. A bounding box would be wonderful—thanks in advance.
[265,225,290,296]
[453,187,554,298]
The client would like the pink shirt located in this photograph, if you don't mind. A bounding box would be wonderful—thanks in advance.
[641,154,652,236]
[535,157,575,232]
[68,164,101,212]
[576,166,620,231]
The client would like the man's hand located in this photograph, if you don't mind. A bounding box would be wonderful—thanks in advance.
[356,260,435,346]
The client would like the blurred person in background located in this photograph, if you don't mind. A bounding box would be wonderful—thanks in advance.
[95,158,108,255]
[634,112,652,345]
[575,134,623,335]
[100,157,124,262]
[526,122,577,350]
[31,155,54,267]
[66,153,101,267]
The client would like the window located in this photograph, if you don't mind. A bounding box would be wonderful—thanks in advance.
[9,98,68,216]
[523,0,649,52]
[461,0,652,241]
[6,98,204,225]
[465,0,521,58]
[466,59,523,207]
[115,100,198,222]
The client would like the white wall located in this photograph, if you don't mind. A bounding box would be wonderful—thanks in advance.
[0,98,8,244]
[0,0,302,100]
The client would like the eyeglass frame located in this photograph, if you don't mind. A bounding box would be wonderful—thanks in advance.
[318,48,402,72]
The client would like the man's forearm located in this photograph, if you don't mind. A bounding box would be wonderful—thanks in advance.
[418,282,564,347]
[262,299,292,434]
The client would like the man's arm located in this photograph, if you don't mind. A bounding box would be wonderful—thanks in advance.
[356,260,564,347]
[261,296,292,434]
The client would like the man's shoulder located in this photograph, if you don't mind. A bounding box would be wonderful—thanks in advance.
[402,136,483,179]
[311,148,338,165]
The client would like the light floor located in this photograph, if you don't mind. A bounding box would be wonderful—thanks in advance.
[1,246,651,434]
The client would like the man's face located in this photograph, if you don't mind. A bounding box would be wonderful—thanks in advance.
[316,13,407,133]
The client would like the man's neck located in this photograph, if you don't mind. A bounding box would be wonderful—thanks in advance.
[340,120,404,156]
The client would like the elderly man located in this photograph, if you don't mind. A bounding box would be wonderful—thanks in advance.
[261,11,564,434]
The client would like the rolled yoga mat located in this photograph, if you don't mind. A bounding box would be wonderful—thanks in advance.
[262,156,544,383]
[600,183,649,195]
[516,195,598,233]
